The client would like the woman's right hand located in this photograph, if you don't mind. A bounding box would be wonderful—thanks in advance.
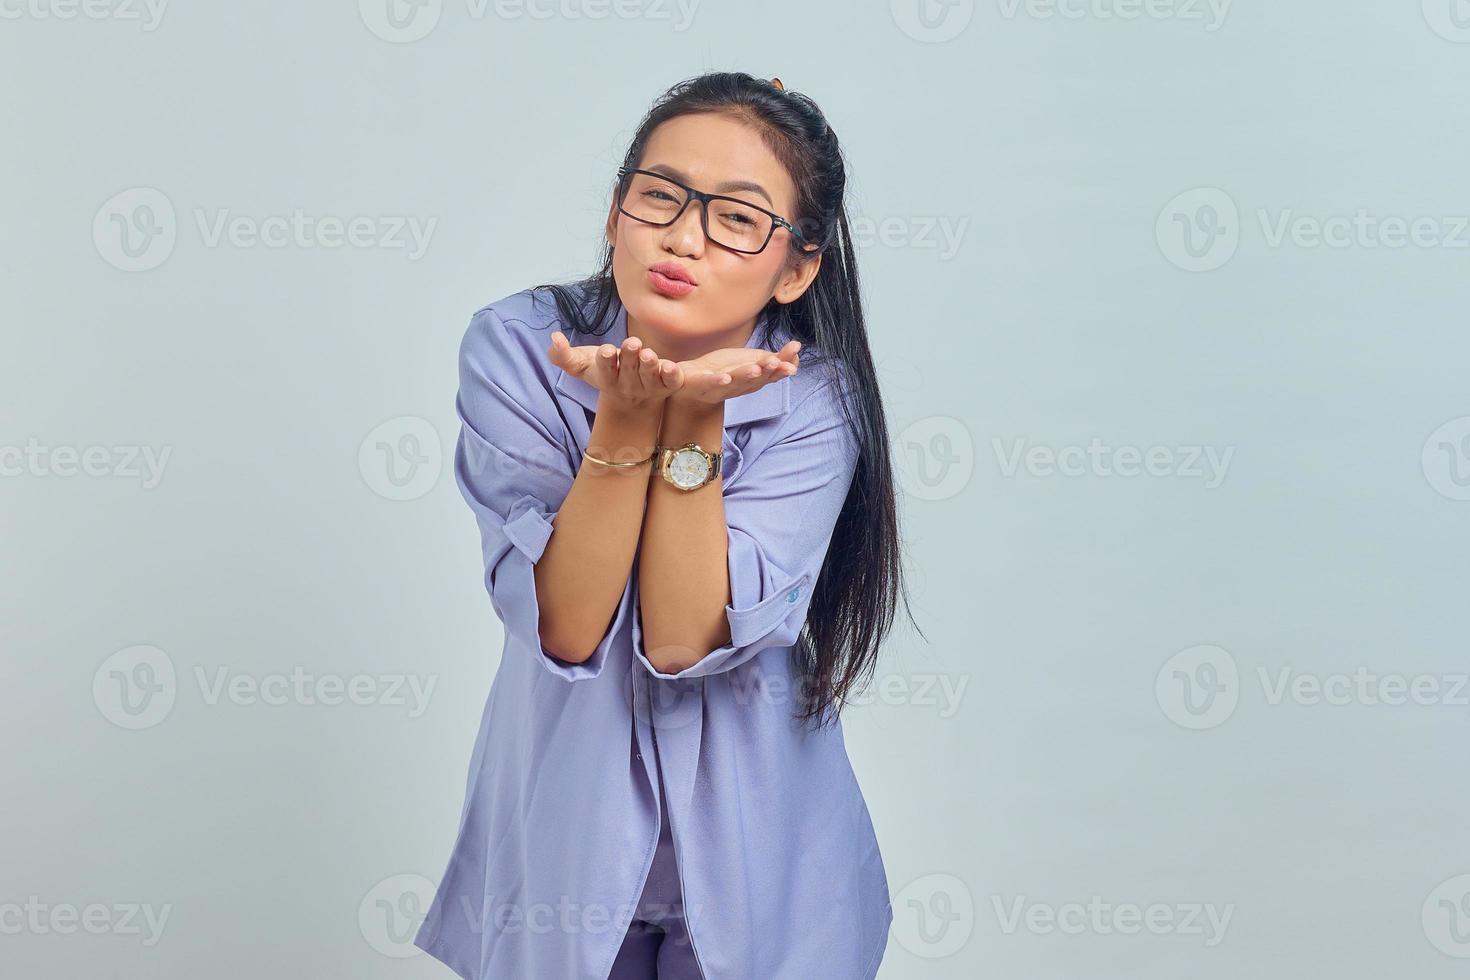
[547,330,684,413]
[669,341,800,407]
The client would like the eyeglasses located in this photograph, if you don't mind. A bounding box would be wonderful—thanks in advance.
[615,166,816,256]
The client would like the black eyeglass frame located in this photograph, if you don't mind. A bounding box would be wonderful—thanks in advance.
[615,166,817,256]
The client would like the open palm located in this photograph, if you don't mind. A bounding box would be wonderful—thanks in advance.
[674,340,802,406]
[546,330,682,410]
[547,330,802,409]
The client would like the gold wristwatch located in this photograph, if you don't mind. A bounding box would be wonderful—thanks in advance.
[655,442,723,491]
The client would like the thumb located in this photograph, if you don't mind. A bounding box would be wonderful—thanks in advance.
[548,331,590,376]
[546,331,570,368]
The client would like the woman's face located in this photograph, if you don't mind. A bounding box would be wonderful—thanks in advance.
[606,111,821,359]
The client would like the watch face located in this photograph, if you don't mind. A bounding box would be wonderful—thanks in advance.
[668,448,712,489]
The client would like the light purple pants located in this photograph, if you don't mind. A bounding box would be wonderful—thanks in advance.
[609,749,703,979]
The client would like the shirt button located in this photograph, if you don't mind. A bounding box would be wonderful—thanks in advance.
[786,587,801,603]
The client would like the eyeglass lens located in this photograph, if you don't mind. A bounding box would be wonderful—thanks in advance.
[620,171,774,253]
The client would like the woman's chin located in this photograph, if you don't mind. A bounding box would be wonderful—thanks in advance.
[625,296,703,338]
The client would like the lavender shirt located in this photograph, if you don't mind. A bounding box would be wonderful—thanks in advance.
[414,284,892,979]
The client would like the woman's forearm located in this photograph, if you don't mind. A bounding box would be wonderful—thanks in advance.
[636,397,733,674]
[534,400,662,664]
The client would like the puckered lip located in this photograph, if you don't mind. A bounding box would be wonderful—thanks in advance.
[649,261,698,286]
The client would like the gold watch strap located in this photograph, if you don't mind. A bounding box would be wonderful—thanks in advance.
[654,444,724,466]
[655,443,724,488]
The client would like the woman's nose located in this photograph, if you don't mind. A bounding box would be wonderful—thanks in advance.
[661,200,706,255]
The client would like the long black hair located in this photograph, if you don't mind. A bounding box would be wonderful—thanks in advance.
[532,70,921,729]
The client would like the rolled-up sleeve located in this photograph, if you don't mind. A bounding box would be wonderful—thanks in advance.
[632,372,860,679]
[454,303,629,682]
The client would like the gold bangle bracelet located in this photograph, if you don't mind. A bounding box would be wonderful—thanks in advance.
[582,447,655,468]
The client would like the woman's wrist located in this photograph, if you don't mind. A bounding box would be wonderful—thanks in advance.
[586,396,663,468]
[659,395,725,448]
[597,388,672,420]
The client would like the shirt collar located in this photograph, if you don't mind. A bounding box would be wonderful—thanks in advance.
[553,299,791,428]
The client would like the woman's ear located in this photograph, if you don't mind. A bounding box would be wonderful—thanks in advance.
[605,193,620,247]
[773,251,822,304]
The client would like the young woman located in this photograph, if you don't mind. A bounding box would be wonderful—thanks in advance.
[414,72,915,980]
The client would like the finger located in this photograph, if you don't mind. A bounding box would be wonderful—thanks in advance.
[595,344,620,386]
[556,338,595,378]
[746,357,779,382]
[680,373,724,402]
[563,347,591,377]
[617,338,644,395]
[636,346,661,390]
[726,360,792,398]
[659,360,683,391]
[547,331,570,368]
[686,373,729,397]
[741,369,777,395]
[776,339,802,362]
[632,348,655,390]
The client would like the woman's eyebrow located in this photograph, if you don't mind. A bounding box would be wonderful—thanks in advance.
[645,164,773,207]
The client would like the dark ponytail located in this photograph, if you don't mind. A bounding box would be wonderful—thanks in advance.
[534,71,923,729]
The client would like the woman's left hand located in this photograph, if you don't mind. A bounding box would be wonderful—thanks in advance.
[671,340,801,407]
